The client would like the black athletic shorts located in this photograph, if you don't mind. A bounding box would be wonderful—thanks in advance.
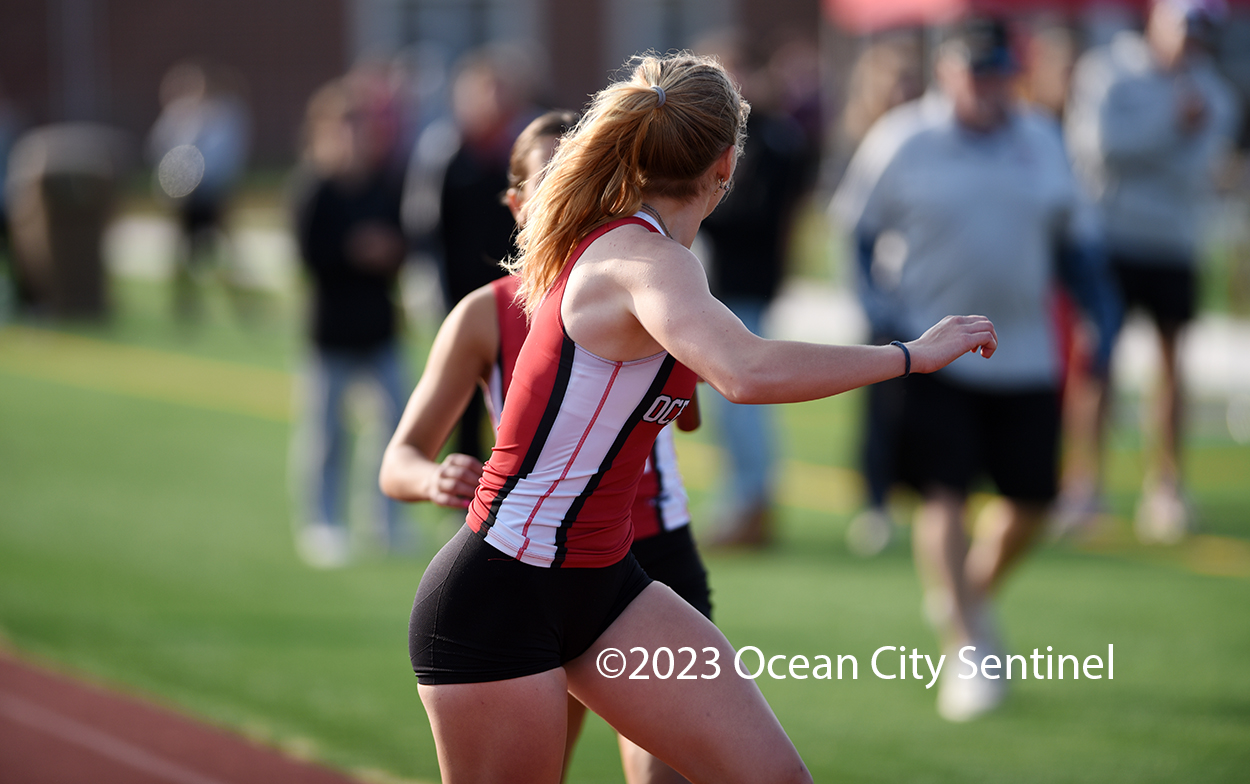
[630,524,712,620]
[1111,254,1197,330]
[410,525,652,685]
[179,198,225,238]
[896,373,1060,504]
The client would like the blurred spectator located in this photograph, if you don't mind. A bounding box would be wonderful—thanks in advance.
[834,35,924,174]
[696,32,810,548]
[147,60,250,322]
[1018,23,1080,120]
[1213,11,1250,321]
[1018,22,1125,537]
[831,34,924,557]
[0,81,24,317]
[831,17,1118,722]
[1066,0,1241,543]
[343,57,410,175]
[766,32,825,177]
[402,44,539,462]
[6,123,128,318]
[289,77,409,568]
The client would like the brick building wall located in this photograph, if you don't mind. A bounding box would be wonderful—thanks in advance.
[0,0,347,166]
[0,0,820,167]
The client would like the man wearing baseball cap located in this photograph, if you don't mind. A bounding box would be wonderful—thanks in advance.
[832,15,1118,722]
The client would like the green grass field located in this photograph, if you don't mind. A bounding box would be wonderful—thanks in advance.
[2,275,1249,782]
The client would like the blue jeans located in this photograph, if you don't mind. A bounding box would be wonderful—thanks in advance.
[711,297,775,510]
[295,341,408,540]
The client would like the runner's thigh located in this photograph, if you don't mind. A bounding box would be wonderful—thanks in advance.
[564,583,811,784]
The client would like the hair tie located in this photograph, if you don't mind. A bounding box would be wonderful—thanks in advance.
[650,85,666,108]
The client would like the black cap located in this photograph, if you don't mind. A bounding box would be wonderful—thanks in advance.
[944,17,1018,75]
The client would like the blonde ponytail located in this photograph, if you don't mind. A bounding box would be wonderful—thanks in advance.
[505,52,748,314]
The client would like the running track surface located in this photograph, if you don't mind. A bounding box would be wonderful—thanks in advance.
[0,652,361,784]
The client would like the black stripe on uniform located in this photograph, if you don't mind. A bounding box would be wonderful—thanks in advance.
[481,333,577,533]
[650,441,667,531]
[551,354,677,567]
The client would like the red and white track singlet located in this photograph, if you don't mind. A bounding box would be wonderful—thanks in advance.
[485,274,691,543]
[467,217,697,567]
[484,274,528,427]
[631,428,689,540]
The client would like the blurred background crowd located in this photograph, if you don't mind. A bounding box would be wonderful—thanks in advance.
[1,0,1248,568]
[1,0,1249,758]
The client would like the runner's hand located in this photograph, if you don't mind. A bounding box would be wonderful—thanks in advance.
[427,453,484,508]
[906,315,998,374]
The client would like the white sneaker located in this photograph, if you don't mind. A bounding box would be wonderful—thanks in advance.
[937,645,1007,722]
[297,524,351,568]
[1134,485,1191,545]
[846,508,894,557]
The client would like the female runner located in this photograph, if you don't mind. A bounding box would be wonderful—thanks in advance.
[408,52,997,784]
[381,109,704,784]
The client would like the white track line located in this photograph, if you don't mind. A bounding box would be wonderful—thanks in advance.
[0,692,229,784]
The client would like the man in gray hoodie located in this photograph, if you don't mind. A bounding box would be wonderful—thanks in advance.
[833,16,1119,722]
[1066,0,1240,543]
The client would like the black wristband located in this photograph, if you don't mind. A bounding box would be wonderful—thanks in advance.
[890,340,911,379]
